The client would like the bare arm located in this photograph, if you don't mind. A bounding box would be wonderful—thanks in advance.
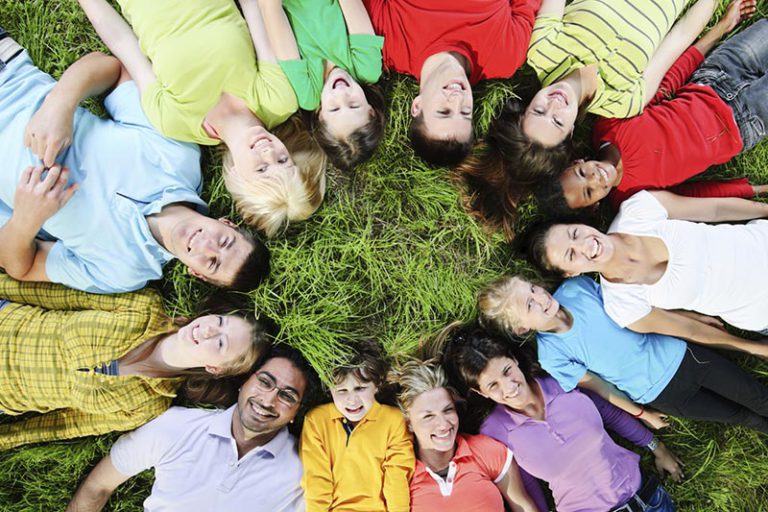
[77,0,156,91]
[537,0,565,18]
[650,190,768,222]
[578,372,669,429]
[239,0,279,64]
[0,165,76,281]
[629,308,768,358]
[24,52,121,167]
[643,0,719,105]
[66,456,131,512]
[339,0,376,35]
[694,0,757,56]
[496,460,540,512]
[254,0,300,62]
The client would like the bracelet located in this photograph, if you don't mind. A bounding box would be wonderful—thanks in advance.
[631,405,645,418]
[646,436,659,452]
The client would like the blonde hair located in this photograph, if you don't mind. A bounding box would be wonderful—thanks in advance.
[477,275,527,334]
[223,115,327,237]
[388,359,461,417]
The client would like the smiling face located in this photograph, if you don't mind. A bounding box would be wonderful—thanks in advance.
[407,387,459,454]
[544,223,615,276]
[168,216,254,286]
[476,356,533,410]
[228,125,298,181]
[412,71,473,144]
[161,314,255,374]
[560,159,619,209]
[505,277,563,334]
[330,374,378,425]
[235,357,307,439]
[320,68,373,140]
[522,82,579,147]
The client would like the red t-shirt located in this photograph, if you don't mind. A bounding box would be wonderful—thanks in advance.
[410,434,513,512]
[363,0,541,85]
[592,47,748,209]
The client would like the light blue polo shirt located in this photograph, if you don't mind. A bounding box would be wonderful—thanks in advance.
[536,276,686,404]
[0,52,204,293]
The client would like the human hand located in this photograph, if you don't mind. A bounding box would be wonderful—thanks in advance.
[653,442,685,483]
[718,0,757,34]
[23,97,75,167]
[13,165,78,231]
[640,409,670,430]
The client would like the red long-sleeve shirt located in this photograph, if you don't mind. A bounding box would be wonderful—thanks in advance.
[593,47,748,209]
[363,0,541,85]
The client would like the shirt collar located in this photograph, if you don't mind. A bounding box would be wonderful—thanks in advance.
[207,404,292,459]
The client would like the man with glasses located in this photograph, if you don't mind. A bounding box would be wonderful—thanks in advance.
[66,345,319,512]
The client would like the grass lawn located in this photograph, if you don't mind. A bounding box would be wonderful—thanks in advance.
[2,0,768,510]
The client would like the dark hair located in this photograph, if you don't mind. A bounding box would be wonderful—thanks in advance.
[456,99,575,240]
[332,339,389,389]
[311,83,386,171]
[227,227,270,292]
[534,173,578,216]
[409,112,474,167]
[264,343,322,418]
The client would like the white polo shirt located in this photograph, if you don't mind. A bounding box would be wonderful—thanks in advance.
[111,405,304,512]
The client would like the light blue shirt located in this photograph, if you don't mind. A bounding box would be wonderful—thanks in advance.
[0,52,204,293]
[537,276,686,404]
[111,405,305,512]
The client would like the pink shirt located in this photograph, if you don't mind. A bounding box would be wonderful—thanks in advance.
[480,377,652,512]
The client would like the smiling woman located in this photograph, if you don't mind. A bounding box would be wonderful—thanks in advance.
[0,275,270,451]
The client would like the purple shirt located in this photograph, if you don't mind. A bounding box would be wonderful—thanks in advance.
[480,377,652,512]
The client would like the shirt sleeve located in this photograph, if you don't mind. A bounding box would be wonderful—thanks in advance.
[537,339,588,392]
[110,407,191,477]
[526,14,565,78]
[504,0,542,74]
[588,77,646,119]
[650,46,705,104]
[581,388,653,447]
[299,412,334,512]
[251,61,299,129]
[279,59,320,110]
[471,434,513,482]
[600,280,653,328]
[104,80,154,128]
[45,241,144,294]
[668,178,753,200]
[349,33,384,84]
[0,405,164,451]
[382,412,416,512]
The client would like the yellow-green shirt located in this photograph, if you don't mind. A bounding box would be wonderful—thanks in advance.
[300,401,415,512]
[117,0,298,145]
[527,0,686,118]
[0,275,181,450]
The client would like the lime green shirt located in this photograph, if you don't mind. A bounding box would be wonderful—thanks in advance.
[278,0,384,111]
[527,0,685,118]
[118,0,298,145]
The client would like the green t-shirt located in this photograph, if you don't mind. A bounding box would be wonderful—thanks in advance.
[118,0,298,145]
[527,0,685,119]
[278,0,384,111]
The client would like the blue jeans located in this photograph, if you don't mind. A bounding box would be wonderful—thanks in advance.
[691,19,768,151]
[645,485,675,512]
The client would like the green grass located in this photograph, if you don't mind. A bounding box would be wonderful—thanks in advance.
[1,0,768,510]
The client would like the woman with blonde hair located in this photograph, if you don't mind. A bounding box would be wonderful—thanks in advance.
[0,274,270,450]
[76,0,326,236]
[388,359,540,512]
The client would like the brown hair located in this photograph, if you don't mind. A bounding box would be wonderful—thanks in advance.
[409,112,474,167]
[332,339,389,389]
[311,83,386,171]
[456,99,574,240]
[222,115,327,237]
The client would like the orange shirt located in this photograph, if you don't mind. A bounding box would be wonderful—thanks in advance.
[410,434,513,512]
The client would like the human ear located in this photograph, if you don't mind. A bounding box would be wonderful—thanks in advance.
[410,96,422,117]
[513,326,530,337]
[205,365,222,376]
[187,266,205,280]
[218,217,238,228]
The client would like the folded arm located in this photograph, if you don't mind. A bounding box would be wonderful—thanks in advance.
[77,0,156,91]
[339,0,376,35]
[25,52,121,167]
[254,0,300,62]
[578,372,668,429]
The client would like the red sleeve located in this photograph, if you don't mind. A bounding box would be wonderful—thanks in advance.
[668,178,753,199]
[468,434,511,480]
[592,117,621,152]
[650,46,705,104]
[505,0,543,73]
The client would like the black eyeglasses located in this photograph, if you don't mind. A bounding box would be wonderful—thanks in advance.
[254,373,300,407]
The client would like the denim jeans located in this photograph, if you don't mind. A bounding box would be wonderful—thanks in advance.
[691,19,768,151]
[645,485,675,512]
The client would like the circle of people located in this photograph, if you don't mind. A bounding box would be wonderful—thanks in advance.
[1,0,766,510]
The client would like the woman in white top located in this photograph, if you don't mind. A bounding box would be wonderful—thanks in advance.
[526,189,768,358]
